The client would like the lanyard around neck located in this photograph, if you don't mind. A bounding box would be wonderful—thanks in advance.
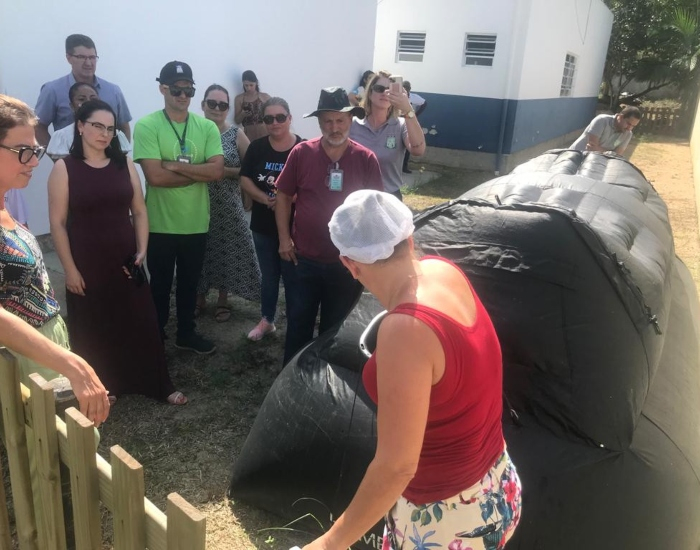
[162,110,189,154]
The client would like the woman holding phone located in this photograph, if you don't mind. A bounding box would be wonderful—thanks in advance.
[349,70,426,201]
[48,99,186,405]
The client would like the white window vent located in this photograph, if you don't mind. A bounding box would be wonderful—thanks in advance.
[396,31,426,62]
[464,33,497,67]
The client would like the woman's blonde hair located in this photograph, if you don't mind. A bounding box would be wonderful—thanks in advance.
[361,70,399,119]
[0,95,37,142]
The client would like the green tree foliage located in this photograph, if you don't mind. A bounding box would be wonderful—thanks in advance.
[603,0,700,111]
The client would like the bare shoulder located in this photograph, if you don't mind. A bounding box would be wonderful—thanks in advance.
[421,257,468,286]
[378,311,440,353]
[418,257,477,325]
[49,157,67,179]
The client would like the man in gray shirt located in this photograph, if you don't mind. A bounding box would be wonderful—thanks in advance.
[35,34,131,146]
[570,106,642,155]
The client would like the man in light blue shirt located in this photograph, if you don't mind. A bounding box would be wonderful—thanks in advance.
[35,34,131,146]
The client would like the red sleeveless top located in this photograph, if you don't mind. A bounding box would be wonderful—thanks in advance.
[362,256,505,504]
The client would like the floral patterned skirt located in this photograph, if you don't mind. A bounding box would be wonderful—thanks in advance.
[383,450,522,550]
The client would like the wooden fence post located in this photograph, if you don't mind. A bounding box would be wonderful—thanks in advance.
[0,353,38,550]
[0,461,12,550]
[166,493,206,550]
[65,408,101,550]
[111,445,145,550]
[27,374,67,550]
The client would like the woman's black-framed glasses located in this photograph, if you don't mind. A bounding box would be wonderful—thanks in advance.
[85,121,116,135]
[371,84,389,94]
[0,144,46,164]
[166,85,196,98]
[205,99,229,111]
[262,114,289,125]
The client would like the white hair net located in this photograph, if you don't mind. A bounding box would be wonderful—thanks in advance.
[329,190,414,263]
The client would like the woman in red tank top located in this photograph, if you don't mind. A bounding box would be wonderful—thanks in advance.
[301,190,522,550]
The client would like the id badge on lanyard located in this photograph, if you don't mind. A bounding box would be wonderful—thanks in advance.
[328,161,343,192]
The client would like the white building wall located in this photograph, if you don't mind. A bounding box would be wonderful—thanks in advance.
[515,0,613,99]
[0,0,376,235]
[373,0,525,99]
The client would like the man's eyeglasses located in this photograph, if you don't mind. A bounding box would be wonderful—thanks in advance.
[371,84,389,94]
[205,100,229,111]
[165,85,196,98]
[262,114,289,125]
[70,54,99,62]
[85,121,116,135]
[0,144,46,164]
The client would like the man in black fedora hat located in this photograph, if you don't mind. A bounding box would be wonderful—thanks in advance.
[275,86,383,363]
[132,61,224,355]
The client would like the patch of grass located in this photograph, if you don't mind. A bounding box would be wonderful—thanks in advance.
[402,162,493,212]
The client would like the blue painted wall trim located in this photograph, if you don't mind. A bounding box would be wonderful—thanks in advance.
[414,92,598,154]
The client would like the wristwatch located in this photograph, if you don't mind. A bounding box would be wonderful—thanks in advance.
[405,109,416,119]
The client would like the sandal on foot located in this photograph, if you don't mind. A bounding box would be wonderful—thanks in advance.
[247,318,276,341]
[214,305,231,323]
[167,391,188,405]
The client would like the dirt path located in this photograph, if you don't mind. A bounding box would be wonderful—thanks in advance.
[628,136,700,290]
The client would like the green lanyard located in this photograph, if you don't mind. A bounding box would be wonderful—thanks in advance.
[162,110,189,155]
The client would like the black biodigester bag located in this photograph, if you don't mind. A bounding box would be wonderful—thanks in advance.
[230,150,700,549]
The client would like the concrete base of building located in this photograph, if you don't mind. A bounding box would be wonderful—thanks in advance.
[421,128,583,175]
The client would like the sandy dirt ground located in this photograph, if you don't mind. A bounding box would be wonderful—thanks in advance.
[628,137,700,290]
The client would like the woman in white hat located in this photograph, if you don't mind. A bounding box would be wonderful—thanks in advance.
[303,190,522,550]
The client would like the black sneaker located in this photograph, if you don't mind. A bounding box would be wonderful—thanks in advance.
[175,332,217,355]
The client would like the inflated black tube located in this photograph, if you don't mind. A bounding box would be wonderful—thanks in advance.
[230,150,700,549]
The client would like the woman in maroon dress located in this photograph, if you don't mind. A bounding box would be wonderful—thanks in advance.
[48,99,186,405]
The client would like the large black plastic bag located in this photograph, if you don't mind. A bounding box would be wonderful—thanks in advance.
[230,150,700,549]
[229,291,385,550]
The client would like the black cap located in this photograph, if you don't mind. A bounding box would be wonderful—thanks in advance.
[156,61,194,86]
[304,87,365,118]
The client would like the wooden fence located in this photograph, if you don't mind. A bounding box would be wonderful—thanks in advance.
[635,106,683,136]
[0,348,206,549]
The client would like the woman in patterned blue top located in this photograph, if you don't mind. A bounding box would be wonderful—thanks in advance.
[0,94,109,426]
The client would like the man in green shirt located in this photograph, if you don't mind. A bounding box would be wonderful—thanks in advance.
[133,61,224,354]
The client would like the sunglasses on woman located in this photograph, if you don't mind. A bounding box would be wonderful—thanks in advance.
[371,84,389,94]
[166,85,196,98]
[0,144,46,164]
[205,99,229,111]
[262,114,289,125]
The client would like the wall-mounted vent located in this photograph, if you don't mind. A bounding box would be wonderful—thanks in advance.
[396,31,426,62]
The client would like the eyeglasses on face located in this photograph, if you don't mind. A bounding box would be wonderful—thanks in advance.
[166,85,196,98]
[70,54,99,62]
[263,114,289,125]
[0,144,46,164]
[85,121,116,135]
[371,84,389,94]
[205,99,229,111]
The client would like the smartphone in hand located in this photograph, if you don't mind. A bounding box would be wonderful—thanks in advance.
[123,255,146,286]
[390,75,403,94]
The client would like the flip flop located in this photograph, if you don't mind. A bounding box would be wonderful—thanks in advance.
[215,305,231,323]
[167,391,188,405]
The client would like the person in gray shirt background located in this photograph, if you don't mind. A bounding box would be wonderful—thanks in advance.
[570,105,642,156]
[35,34,132,146]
